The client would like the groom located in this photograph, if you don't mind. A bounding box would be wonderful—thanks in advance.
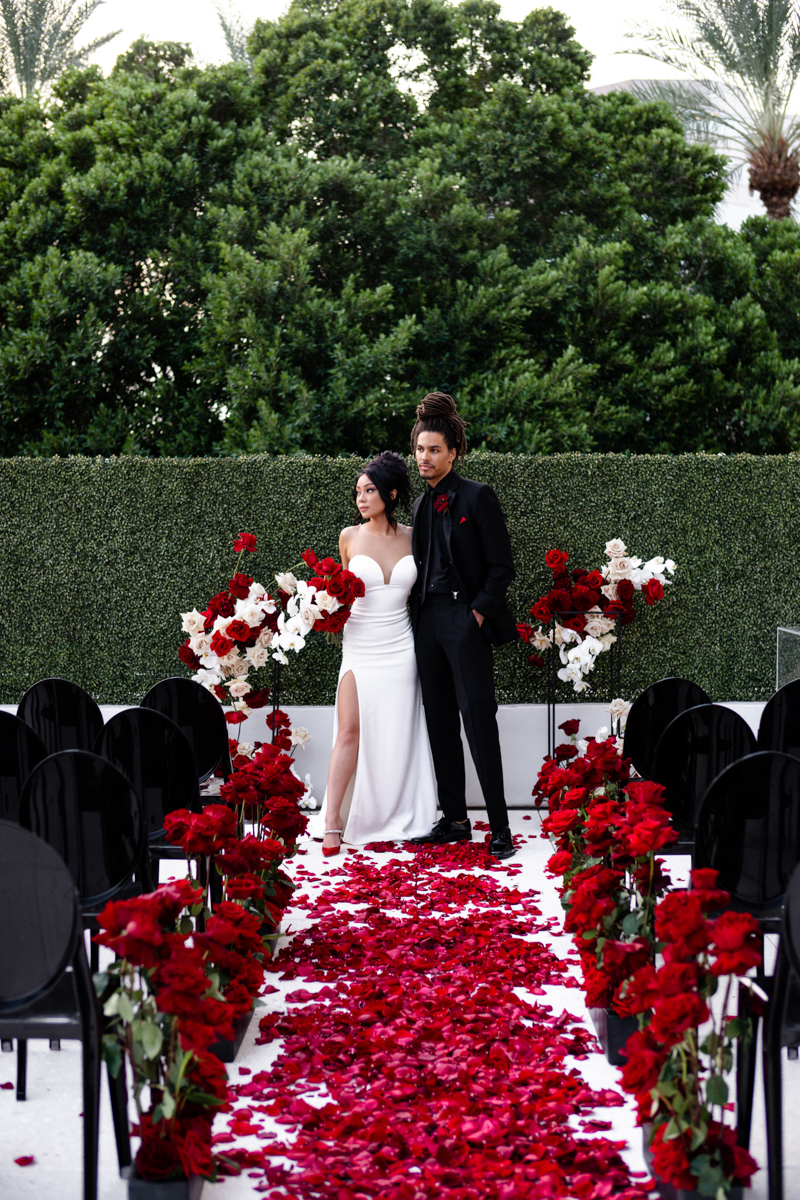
[408,392,518,860]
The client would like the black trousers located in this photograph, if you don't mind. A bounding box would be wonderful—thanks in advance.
[414,597,509,832]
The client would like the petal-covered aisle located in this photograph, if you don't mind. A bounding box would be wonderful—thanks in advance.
[214,814,656,1200]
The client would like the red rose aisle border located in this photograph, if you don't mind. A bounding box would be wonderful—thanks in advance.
[222,841,657,1200]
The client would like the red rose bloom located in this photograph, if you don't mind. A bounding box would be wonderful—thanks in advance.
[301,548,319,567]
[225,711,246,725]
[527,653,545,667]
[516,623,532,643]
[434,494,449,513]
[531,600,552,623]
[546,851,574,875]
[643,577,665,605]
[563,615,586,634]
[650,1125,697,1191]
[228,572,254,600]
[709,911,762,976]
[584,570,604,589]
[208,591,235,618]
[233,532,257,553]
[246,687,271,709]
[547,588,573,613]
[617,578,635,605]
[318,557,338,575]
[541,808,582,838]
[178,642,202,670]
[570,586,595,613]
[352,578,366,598]
[327,611,347,633]
[225,619,252,643]
[210,629,234,657]
[649,992,709,1044]
[545,548,568,570]
[326,575,346,598]
[134,1114,183,1182]
[558,718,580,736]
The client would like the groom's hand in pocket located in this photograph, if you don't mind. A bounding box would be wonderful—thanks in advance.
[471,609,485,627]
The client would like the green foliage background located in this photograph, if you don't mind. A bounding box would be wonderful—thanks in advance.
[2,3,800,460]
[0,452,795,705]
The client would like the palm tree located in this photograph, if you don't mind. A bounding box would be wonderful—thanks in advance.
[622,0,800,219]
[215,1,250,66]
[0,0,121,96]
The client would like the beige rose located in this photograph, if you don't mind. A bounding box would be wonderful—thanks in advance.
[608,557,632,581]
[227,679,252,698]
[290,726,311,749]
[181,608,207,635]
[605,538,627,558]
[189,633,212,656]
[256,628,273,649]
[532,627,553,652]
[601,582,618,601]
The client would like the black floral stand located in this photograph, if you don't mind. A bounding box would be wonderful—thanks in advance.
[127,1166,204,1199]
[588,1006,637,1066]
[209,1007,253,1064]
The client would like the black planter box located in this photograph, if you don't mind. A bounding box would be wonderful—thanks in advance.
[127,1165,204,1199]
[588,1006,638,1065]
[208,1006,253,1064]
[642,1125,743,1200]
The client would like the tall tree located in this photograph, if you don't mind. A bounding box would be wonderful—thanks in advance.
[0,0,121,96]
[622,0,800,219]
[215,1,250,65]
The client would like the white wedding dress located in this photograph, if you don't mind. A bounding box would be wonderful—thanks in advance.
[315,553,438,845]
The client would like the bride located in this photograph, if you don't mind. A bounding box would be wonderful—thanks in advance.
[317,451,438,854]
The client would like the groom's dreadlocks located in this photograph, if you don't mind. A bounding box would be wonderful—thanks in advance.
[410,392,469,463]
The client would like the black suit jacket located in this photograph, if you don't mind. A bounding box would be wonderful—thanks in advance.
[410,472,518,646]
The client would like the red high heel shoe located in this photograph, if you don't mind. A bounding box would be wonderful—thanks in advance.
[322,829,344,857]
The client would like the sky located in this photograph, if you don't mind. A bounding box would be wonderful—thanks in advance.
[82,0,688,87]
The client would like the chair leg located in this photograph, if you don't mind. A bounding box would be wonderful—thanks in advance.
[90,939,99,975]
[74,946,101,1200]
[764,951,787,1200]
[736,981,759,1148]
[107,1056,131,1170]
[16,1039,27,1101]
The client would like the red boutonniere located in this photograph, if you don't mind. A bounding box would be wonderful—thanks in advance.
[434,494,449,514]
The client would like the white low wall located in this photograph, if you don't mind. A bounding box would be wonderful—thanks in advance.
[4,700,765,809]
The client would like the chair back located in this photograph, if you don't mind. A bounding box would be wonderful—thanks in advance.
[18,678,103,757]
[140,677,232,782]
[623,677,711,779]
[0,820,80,1014]
[758,679,800,762]
[19,751,146,910]
[784,861,800,981]
[95,708,200,841]
[652,703,757,829]
[0,711,46,823]
[695,752,800,914]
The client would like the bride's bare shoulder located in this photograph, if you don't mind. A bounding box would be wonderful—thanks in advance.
[397,523,413,541]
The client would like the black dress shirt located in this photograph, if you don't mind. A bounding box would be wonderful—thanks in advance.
[425,475,457,596]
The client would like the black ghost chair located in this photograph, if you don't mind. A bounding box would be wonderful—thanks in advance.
[0,710,46,823]
[17,677,103,757]
[623,677,712,779]
[651,704,757,848]
[95,707,201,882]
[694,751,800,1151]
[758,678,800,762]
[140,677,233,784]
[19,750,151,970]
[0,820,103,1199]
[763,861,800,1200]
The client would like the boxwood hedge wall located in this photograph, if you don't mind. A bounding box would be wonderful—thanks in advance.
[0,452,796,706]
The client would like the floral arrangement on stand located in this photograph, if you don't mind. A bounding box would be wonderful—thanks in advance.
[536,721,761,1197]
[538,719,677,1011]
[178,535,363,761]
[518,539,676,692]
[95,735,309,1185]
[620,871,761,1197]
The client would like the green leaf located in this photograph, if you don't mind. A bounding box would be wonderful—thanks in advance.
[179,915,193,935]
[154,1090,176,1121]
[621,912,641,935]
[139,1020,163,1061]
[101,1035,123,1077]
[706,1075,728,1107]
[117,991,135,1024]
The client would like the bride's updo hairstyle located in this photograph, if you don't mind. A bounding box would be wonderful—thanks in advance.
[353,451,413,530]
[410,391,468,464]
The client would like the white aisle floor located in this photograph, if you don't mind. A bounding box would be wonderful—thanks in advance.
[0,810,797,1200]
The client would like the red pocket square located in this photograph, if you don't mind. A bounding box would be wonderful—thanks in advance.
[460,517,466,524]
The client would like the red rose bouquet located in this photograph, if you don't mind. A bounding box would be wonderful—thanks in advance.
[178,530,278,728]
[270,547,364,662]
[618,869,761,1196]
[519,538,676,693]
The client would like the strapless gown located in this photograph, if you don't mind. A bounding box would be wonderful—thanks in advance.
[315,554,438,845]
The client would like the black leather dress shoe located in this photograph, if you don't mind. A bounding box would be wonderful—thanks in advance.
[409,817,472,845]
[488,827,516,859]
